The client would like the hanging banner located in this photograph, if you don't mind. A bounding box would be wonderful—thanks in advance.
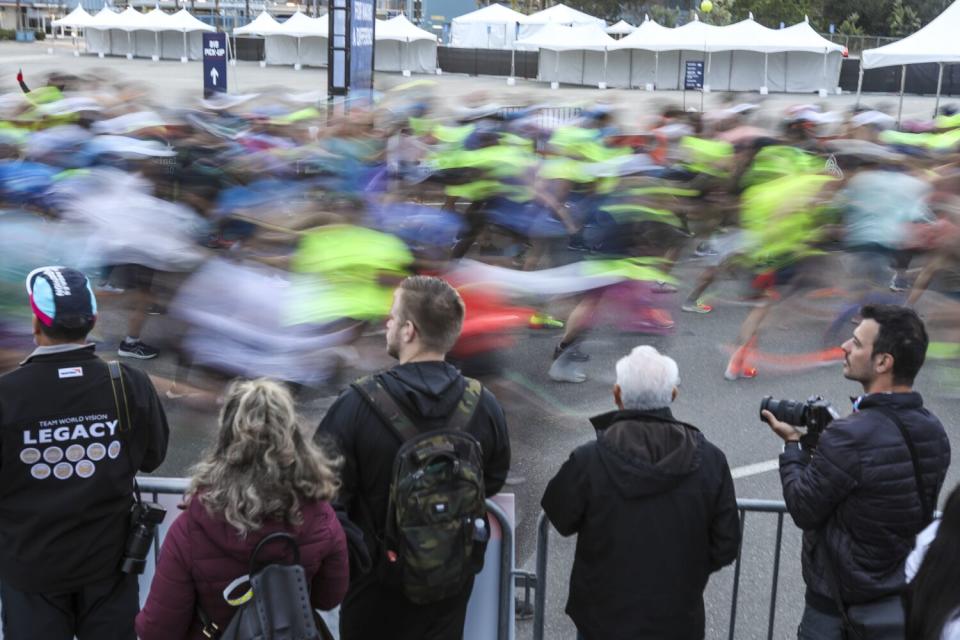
[328,0,375,99]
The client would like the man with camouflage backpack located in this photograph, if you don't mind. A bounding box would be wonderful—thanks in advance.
[316,275,511,640]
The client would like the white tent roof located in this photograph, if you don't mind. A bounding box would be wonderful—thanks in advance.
[165,9,215,32]
[777,18,844,54]
[52,5,92,28]
[271,11,327,38]
[376,14,436,42]
[516,22,616,51]
[86,8,127,30]
[863,0,960,68]
[613,14,845,54]
[115,7,152,31]
[452,3,525,25]
[518,3,605,27]
[233,11,281,35]
[605,19,635,34]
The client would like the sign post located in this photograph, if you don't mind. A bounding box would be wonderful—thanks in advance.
[684,60,704,112]
[328,0,375,105]
[203,33,227,97]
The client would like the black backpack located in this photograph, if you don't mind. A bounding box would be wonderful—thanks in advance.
[352,374,488,604]
[198,532,333,640]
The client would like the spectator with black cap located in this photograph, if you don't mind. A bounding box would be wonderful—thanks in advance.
[0,265,169,640]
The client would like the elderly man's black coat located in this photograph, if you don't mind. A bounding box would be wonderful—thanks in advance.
[542,407,740,640]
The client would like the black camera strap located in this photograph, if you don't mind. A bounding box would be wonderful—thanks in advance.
[107,360,142,506]
[872,407,933,526]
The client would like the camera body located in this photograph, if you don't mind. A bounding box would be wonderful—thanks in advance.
[761,395,840,442]
[121,501,167,575]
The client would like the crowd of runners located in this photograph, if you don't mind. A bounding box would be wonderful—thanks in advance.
[2,70,960,393]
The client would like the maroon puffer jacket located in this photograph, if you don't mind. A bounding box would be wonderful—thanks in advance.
[135,496,349,640]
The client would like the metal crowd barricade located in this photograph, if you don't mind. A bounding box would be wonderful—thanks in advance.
[532,498,790,640]
[136,477,516,640]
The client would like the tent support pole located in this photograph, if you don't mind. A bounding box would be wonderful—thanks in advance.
[602,47,607,88]
[855,58,863,107]
[821,49,827,94]
[510,45,515,78]
[554,48,559,87]
[762,52,768,93]
[897,64,907,125]
[580,49,585,86]
[654,50,659,90]
[627,48,633,89]
[934,62,944,118]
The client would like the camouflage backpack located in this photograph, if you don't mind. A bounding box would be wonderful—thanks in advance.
[352,375,487,604]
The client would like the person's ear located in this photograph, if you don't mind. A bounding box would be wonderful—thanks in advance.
[672,386,679,402]
[875,353,893,375]
[613,384,624,410]
[31,315,42,342]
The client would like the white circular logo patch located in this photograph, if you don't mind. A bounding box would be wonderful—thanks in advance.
[108,441,121,460]
[43,447,64,464]
[87,443,106,462]
[20,448,41,465]
[31,463,51,480]
[54,462,74,480]
[66,444,85,462]
[75,460,95,479]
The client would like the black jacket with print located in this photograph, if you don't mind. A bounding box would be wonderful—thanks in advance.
[0,344,169,591]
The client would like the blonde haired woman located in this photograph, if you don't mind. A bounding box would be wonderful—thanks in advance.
[136,378,349,640]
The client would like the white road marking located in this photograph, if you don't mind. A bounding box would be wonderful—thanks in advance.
[731,458,780,479]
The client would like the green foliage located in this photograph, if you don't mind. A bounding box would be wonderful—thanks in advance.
[700,0,734,25]
[646,4,679,27]
[837,12,864,35]
[888,0,921,36]
[0,29,15,40]
[731,0,824,29]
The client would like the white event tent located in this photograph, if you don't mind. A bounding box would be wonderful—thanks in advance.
[52,6,92,54]
[861,0,960,119]
[516,22,616,88]
[83,8,214,62]
[257,11,328,69]
[450,3,525,50]
[517,13,842,92]
[605,20,636,36]
[376,14,437,74]
[517,3,605,39]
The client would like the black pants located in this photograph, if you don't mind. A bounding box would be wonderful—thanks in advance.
[340,575,474,640]
[0,573,139,640]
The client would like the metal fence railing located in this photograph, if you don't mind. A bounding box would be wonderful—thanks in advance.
[136,477,516,640]
[819,33,899,59]
[532,498,790,640]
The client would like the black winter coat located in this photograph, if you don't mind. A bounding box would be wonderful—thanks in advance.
[541,408,740,640]
[779,392,950,608]
[315,361,511,573]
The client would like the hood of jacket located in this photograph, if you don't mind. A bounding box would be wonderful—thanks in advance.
[589,407,703,498]
[379,361,466,420]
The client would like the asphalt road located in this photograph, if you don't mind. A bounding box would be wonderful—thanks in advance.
[75,253,960,640]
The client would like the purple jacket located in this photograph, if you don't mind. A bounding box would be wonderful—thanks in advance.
[136,497,349,640]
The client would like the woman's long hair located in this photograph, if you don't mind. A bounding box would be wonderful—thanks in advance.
[187,378,341,537]
[908,483,960,640]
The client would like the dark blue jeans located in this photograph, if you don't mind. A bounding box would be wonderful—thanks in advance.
[797,603,844,640]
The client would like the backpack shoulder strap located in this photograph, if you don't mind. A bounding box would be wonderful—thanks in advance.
[352,375,420,443]
[107,360,132,434]
[445,377,483,433]
[872,406,934,526]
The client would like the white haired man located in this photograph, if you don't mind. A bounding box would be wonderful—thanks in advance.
[541,345,740,640]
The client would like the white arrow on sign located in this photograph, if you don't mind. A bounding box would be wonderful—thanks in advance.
[210,67,219,86]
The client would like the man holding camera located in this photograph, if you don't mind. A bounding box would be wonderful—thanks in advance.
[0,266,169,640]
[763,304,950,639]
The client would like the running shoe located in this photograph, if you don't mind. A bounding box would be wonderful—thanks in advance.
[118,340,159,360]
[723,362,758,380]
[693,242,719,257]
[529,313,565,329]
[681,299,713,314]
[653,281,678,294]
[553,341,590,362]
[889,274,909,293]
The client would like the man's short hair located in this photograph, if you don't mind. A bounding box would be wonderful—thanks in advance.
[860,304,929,386]
[398,276,464,354]
[615,345,680,411]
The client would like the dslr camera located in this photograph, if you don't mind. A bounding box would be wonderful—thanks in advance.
[121,501,167,575]
[760,395,840,446]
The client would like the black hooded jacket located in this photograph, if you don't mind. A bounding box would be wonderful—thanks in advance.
[316,361,510,574]
[542,407,740,640]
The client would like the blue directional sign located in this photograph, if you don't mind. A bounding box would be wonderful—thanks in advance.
[203,32,227,97]
[684,60,704,90]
